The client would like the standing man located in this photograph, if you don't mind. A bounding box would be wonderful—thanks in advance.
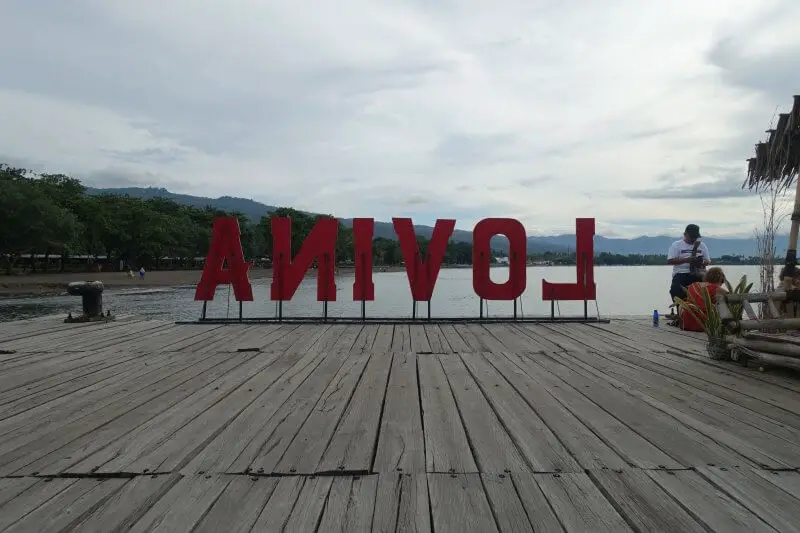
[668,224,710,301]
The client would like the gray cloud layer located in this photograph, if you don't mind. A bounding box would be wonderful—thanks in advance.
[0,0,797,237]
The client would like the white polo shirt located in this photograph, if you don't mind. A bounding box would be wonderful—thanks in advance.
[668,239,710,276]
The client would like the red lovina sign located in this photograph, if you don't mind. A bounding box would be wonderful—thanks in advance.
[194,217,597,303]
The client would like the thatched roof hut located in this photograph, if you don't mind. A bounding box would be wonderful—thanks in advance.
[744,95,800,192]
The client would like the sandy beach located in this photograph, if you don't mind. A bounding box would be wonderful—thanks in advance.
[0,266,413,298]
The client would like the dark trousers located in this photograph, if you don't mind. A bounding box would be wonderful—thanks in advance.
[670,272,702,301]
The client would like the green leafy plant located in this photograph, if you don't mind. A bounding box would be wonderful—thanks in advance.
[674,286,727,340]
[724,274,754,321]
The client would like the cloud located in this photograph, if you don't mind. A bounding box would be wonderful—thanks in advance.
[0,0,797,238]
[623,174,754,199]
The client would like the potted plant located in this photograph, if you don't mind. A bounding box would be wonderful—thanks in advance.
[674,275,752,360]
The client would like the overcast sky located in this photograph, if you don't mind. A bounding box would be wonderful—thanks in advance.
[1,1,798,238]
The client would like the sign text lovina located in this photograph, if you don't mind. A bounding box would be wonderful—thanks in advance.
[194,217,597,308]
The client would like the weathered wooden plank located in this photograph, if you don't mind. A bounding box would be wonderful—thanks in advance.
[281,476,334,531]
[417,354,477,473]
[481,473,535,532]
[504,351,681,469]
[511,473,565,532]
[0,352,146,419]
[373,352,426,473]
[439,324,470,352]
[590,468,706,532]
[602,347,800,425]
[646,469,778,532]
[410,325,432,352]
[481,324,538,352]
[569,348,800,444]
[509,324,570,352]
[535,472,632,532]
[459,352,581,472]
[484,352,627,470]
[352,324,379,352]
[228,351,348,473]
[127,475,229,533]
[68,475,181,533]
[0,353,247,476]
[438,352,527,473]
[183,351,327,474]
[528,352,752,468]
[108,350,315,473]
[4,478,127,533]
[423,324,448,353]
[0,479,80,531]
[331,324,366,352]
[562,349,800,468]
[317,352,393,473]
[427,473,498,533]
[193,476,279,533]
[372,473,431,533]
[698,466,800,533]
[0,476,38,508]
[67,351,285,475]
[317,475,378,532]
[249,476,305,531]
[751,468,800,499]
[272,352,371,474]
[392,324,412,352]
[372,324,394,352]
[0,350,223,456]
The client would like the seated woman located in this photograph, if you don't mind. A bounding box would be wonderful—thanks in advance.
[680,267,727,331]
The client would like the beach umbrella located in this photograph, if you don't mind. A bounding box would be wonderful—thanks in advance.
[744,95,800,272]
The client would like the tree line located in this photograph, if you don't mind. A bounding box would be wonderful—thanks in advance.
[0,165,479,273]
[1,164,764,274]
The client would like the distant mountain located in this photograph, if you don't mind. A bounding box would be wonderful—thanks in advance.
[537,234,781,258]
[86,187,279,221]
[87,186,772,256]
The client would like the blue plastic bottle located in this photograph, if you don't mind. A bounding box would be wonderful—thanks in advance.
[653,309,659,327]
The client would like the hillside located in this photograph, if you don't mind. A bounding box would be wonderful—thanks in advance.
[87,186,770,256]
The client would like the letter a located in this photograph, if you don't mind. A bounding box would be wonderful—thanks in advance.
[194,217,254,301]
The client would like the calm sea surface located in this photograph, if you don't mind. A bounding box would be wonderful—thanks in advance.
[0,265,763,322]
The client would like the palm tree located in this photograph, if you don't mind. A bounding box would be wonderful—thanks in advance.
[744,95,800,273]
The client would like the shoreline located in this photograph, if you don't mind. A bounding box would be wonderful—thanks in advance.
[0,266,410,298]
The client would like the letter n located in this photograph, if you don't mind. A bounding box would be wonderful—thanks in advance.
[194,217,253,301]
[393,218,455,301]
[542,218,596,301]
[473,218,527,300]
[271,216,338,301]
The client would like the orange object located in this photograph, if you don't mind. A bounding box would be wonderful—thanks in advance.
[680,283,721,331]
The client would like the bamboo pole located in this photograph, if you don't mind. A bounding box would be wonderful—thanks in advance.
[727,335,800,358]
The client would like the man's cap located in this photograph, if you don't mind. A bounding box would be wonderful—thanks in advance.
[685,224,701,238]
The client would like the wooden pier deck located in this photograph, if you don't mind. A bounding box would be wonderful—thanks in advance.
[1,317,799,531]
